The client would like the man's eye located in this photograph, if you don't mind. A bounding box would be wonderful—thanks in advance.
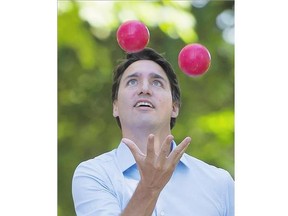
[152,80,162,87]
[127,79,138,86]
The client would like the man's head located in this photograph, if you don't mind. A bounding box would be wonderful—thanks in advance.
[111,47,181,129]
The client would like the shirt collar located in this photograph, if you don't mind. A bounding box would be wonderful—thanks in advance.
[116,140,190,173]
[116,141,136,173]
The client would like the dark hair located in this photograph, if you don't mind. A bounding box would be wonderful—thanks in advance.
[112,47,181,129]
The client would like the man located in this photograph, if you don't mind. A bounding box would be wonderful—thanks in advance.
[72,48,234,216]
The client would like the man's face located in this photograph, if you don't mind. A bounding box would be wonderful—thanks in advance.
[113,60,179,131]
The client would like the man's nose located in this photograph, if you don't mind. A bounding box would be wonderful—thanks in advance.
[138,80,152,95]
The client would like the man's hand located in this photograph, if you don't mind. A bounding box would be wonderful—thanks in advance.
[120,134,191,216]
[122,134,191,193]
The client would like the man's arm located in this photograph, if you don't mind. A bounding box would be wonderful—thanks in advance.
[72,162,122,216]
[121,134,191,216]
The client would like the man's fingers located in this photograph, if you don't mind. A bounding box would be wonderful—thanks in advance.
[159,135,174,159]
[123,135,191,167]
[146,134,155,160]
[122,138,144,161]
[169,137,191,161]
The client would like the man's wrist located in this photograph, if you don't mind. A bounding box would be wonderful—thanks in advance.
[137,180,162,198]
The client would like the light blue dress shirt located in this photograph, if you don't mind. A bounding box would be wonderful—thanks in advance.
[72,141,234,216]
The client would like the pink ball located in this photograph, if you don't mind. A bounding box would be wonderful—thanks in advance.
[178,43,211,77]
[116,20,150,53]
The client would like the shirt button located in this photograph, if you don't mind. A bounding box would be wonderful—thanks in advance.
[160,211,165,216]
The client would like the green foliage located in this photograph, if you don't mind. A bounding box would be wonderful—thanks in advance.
[58,1,234,215]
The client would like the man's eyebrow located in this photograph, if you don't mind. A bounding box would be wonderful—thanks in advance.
[150,73,166,81]
[122,72,140,82]
[123,72,167,82]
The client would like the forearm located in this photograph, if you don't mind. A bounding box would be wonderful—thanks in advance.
[121,181,161,216]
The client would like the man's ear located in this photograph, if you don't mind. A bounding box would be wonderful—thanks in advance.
[113,100,119,117]
[171,102,179,118]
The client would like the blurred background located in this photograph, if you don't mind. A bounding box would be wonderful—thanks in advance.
[58,0,234,215]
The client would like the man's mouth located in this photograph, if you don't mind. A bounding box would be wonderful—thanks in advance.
[134,101,154,108]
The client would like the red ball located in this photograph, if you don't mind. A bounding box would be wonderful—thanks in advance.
[116,20,150,53]
[178,43,211,77]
